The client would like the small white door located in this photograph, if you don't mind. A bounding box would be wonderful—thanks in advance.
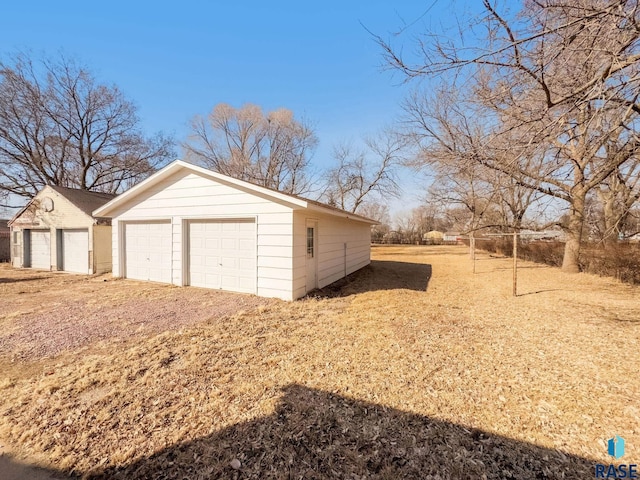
[124,221,172,283]
[30,230,51,270]
[62,229,89,274]
[305,220,317,292]
[188,219,256,294]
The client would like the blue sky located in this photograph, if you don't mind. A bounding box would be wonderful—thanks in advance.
[0,0,475,216]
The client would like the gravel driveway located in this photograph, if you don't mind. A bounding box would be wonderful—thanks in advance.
[0,265,276,360]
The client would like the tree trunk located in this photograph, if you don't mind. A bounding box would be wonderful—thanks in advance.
[599,189,619,248]
[561,190,586,273]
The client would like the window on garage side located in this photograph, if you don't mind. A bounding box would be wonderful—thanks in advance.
[307,227,314,258]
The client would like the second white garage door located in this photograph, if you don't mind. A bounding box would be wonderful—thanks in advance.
[125,221,172,283]
[188,219,256,294]
[62,229,89,274]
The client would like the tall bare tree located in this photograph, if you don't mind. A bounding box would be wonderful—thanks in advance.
[184,103,318,196]
[380,0,640,272]
[358,202,391,242]
[0,52,174,206]
[323,130,407,213]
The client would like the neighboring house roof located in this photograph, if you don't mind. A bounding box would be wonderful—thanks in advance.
[0,219,9,231]
[48,186,116,216]
[94,160,378,225]
[8,186,117,226]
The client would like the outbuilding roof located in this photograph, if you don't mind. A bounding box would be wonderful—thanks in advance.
[48,186,116,216]
[8,186,116,226]
[93,160,378,225]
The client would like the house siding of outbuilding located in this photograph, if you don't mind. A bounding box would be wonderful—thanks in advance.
[292,211,372,296]
[93,225,113,274]
[108,170,296,300]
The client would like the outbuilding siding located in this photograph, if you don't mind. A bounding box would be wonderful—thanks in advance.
[292,211,372,296]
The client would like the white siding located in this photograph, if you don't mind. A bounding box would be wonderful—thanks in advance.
[93,225,113,274]
[110,172,295,300]
[293,211,371,298]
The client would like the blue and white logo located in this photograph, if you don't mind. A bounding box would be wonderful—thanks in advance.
[609,436,626,460]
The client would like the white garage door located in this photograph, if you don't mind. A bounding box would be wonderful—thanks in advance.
[62,229,89,274]
[125,221,172,283]
[30,230,51,270]
[188,219,256,294]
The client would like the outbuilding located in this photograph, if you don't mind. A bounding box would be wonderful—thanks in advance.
[9,186,115,274]
[0,219,9,262]
[93,160,376,300]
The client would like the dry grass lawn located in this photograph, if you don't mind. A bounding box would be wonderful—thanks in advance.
[0,245,638,479]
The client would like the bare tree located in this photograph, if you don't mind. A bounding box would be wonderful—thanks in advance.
[380,0,640,272]
[323,129,407,213]
[0,52,174,205]
[595,146,640,244]
[184,103,318,196]
[358,202,391,242]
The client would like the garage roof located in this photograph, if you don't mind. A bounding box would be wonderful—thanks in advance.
[48,186,116,216]
[8,186,116,226]
[94,160,378,225]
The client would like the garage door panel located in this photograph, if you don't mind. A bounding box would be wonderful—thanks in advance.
[188,219,255,293]
[205,238,220,249]
[125,222,172,283]
[239,239,254,250]
[62,229,89,274]
[31,230,51,270]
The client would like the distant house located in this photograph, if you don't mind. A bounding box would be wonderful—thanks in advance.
[0,219,9,262]
[9,186,115,274]
[93,160,377,300]
[443,232,462,243]
[519,230,566,242]
[423,230,444,244]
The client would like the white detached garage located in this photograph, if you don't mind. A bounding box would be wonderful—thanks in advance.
[9,186,115,274]
[94,160,376,300]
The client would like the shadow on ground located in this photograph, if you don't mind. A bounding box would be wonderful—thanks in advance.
[0,276,48,284]
[91,384,593,479]
[310,260,432,298]
[0,455,72,480]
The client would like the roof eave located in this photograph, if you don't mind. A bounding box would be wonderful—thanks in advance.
[305,203,379,225]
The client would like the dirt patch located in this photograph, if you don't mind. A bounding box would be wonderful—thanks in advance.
[0,267,275,360]
[0,246,639,478]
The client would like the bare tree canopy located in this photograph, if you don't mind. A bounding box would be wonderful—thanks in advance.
[184,103,318,196]
[381,0,640,272]
[0,52,175,206]
[323,130,407,213]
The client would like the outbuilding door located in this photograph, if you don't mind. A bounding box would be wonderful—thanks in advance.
[124,221,172,283]
[30,230,51,270]
[188,219,256,294]
[62,229,89,274]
